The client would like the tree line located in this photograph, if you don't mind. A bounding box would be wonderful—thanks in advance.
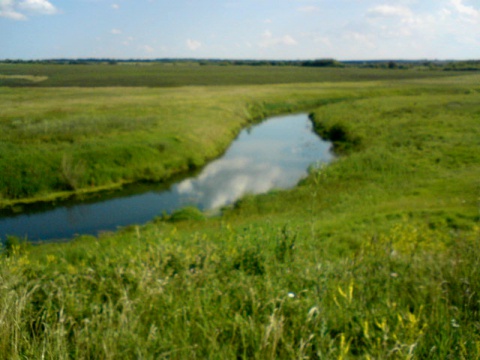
[1,58,479,70]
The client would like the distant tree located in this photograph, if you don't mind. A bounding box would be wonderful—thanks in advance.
[301,59,344,68]
[388,61,398,69]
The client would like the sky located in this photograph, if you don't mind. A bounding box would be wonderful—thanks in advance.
[1,0,479,60]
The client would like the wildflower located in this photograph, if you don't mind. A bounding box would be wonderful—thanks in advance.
[288,292,296,298]
[390,272,399,278]
[67,264,77,275]
[451,318,460,328]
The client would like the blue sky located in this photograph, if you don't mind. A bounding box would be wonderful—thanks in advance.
[1,0,479,60]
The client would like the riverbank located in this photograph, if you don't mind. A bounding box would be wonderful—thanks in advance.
[1,70,479,358]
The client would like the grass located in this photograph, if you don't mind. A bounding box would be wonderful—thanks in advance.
[0,86,252,202]
[0,74,48,83]
[0,66,479,358]
[0,62,464,87]
[1,223,479,358]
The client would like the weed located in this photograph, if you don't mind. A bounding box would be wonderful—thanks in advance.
[233,247,266,276]
[275,225,296,263]
[2,235,30,257]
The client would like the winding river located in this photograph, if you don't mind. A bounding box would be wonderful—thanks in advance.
[0,113,333,242]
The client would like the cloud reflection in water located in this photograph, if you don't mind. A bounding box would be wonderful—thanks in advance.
[177,157,284,209]
[174,114,333,210]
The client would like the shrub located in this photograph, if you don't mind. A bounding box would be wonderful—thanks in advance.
[169,206,206,222]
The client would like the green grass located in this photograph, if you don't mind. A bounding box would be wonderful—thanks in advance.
[0,85,257,201]
[0,67,479,358]
[0,62,465,87]
[2,222,479,358]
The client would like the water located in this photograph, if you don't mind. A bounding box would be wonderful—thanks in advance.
[0,113,333,242]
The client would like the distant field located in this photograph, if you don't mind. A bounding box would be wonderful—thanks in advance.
[0,62,466,87]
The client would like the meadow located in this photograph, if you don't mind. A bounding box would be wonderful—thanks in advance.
[0,64,479,358]
[0,62,461,87]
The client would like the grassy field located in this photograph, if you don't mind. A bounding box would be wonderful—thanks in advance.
[0,62,462,87]
[0,65,479,358]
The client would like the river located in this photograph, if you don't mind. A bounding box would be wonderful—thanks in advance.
[0,113,333,242]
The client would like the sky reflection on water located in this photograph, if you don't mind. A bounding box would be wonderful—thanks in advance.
[175,114,333,209]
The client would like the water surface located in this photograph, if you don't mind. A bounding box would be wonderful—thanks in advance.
[0,113,333,242]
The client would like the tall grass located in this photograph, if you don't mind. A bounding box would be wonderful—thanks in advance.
[1,222,479,358]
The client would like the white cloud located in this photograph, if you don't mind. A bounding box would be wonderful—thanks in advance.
[451,0,479,16]
[186,39,202,51]
[259,30,297,48]
[327,1,480,59]
[111,3,119,10]
[0,0,57,20]
[0,8,27,20]
[19,0,57,14]
[110,28,122,35]
[0,0,24,19]
[367,5,413,19]
[450,0,480,18]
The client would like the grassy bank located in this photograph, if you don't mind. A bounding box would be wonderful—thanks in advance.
[1,69,479,358]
